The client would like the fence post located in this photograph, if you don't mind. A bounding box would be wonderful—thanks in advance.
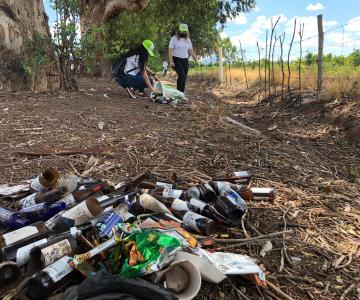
[218,46,224,82]
[256,41,261,90]
[239,40,248,89]
[317,14,324,100]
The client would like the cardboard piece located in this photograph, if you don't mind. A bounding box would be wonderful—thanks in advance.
[174,251,227,284]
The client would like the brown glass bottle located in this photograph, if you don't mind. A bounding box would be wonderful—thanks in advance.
[53,197,103,231]
[0,261,21,286]
[24,255,78,300]
[137,180,174,189]
[239,187,275,201]
[1,228,81,268]
[209,181,246,195]
[115,170,151,192]
[26,233,79,276]
[155,196,200,214]
[58,181,111,207]
[187,183,217,202]
[212,171,252,185]
[16,187,68,209]
[0,221,51,248]
[30,168,59,192]
[172,210,216,236]
[140,188,187,200]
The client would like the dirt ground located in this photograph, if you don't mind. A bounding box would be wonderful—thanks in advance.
[0,76,359,299]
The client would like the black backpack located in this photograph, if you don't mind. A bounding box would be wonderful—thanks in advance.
[111,55,137,79]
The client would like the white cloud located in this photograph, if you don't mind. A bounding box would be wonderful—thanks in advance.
[285,17,338,49]
[220,31,229,39]
[231,14,288,47]
[345,16,360,33]
[231,13,248,25]
[306,3,325,11]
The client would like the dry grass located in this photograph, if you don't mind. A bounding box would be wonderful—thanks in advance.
[192,65,360,98]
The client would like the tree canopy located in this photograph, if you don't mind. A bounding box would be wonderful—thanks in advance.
[81,0,256,72]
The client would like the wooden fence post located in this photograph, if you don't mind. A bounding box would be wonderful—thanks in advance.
[239,40,248,89]
[287,19,297,97]
[256,41,261,90]
[279,33,286,100]
[317,14,324,100]
[218,46,224,83]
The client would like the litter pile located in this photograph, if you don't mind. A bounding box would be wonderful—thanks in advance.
[150,82,190,105]
[0,168,276,299]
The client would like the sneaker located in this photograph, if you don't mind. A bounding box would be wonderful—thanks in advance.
[136,91,148,98]
[126,87,137,99]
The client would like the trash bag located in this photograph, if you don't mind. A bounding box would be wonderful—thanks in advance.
[60,271,178,300]
[120,230,181,278]
[150,82,189,105]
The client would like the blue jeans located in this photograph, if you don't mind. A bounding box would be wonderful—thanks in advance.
[117,72,150,93]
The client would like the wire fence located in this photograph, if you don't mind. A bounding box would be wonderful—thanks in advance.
[190,15,360,100]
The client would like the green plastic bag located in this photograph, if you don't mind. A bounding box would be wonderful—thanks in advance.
[150,82,189,105]
[120,230,181,278]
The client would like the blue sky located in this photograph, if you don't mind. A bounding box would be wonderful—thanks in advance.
[221,0,360,59]
[43,0,360,60]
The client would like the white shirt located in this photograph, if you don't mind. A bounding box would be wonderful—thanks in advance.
[169,36,193,59]
[124,55,140,76]
[162,61,168,68]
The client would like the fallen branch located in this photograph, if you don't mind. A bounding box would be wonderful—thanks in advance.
[223,117,264,137]
[340,282,359,300]
[229,279,250,300]
[214,230,293,243]
[16,145,114,156]
[334,253,353,270]
[266,281,295,300]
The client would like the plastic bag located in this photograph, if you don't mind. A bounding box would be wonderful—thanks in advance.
[150,82,189,105]
[120,230,181,278]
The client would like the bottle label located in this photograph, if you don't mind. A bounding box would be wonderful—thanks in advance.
[215,182,230,192]
[233,171,250,177]
[44,256,73,282]
[45,211,65,230]
[251,187,272,194]
[16,238,48,266]
[96,195,110,204]
[251,188,273,200]
[189,198,207,211]
[20,202,45,213]
[2,225,39,246]
[18,193,37,208]
[183,211,202,233]
[156,182,173,189]
[171,199,190,211]
[42,239,72,266]
[59,194,76,207]
[162,189,183,199]
[62,201,94,226]
[0,207,13,222]
[30,176,45,192]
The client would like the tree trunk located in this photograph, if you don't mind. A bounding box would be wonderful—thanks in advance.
[77,0,150,77]
[0,0,60,91]
[0,0,150,90]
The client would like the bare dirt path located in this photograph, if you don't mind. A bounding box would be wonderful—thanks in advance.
[0,77,359,299]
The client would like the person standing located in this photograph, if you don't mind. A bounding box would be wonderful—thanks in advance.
[162,60,168,76]
[168,24,198,93]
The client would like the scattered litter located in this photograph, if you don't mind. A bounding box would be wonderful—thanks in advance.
[98,121,105,130]
[0,167,276,299]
